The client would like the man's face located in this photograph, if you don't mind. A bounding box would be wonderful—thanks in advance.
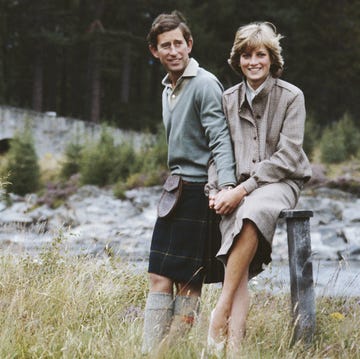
[150,27,193,82]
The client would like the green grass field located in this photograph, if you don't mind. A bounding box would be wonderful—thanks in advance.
[0,237,359,358]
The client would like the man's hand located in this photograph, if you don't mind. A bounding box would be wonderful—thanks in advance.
[208,190,218,210]
[213,186,247,215]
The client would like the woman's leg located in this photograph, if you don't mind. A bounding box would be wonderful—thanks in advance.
[209,219,258,344]
[227,273,250,353]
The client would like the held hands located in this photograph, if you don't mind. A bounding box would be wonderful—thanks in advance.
[209,186,247,215]
[208,192,216,211]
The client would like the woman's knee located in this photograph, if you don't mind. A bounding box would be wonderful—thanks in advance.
[242,218,258,233]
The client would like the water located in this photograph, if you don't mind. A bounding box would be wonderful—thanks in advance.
[251,260,360,297]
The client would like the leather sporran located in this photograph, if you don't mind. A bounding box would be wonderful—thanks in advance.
[157,175,183,218]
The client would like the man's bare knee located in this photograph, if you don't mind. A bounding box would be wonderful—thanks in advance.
[149,273,173,293]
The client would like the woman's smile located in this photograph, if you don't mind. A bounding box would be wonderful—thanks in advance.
[240,46,271,89]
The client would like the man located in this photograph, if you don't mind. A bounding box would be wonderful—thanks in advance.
[142,10,236,354]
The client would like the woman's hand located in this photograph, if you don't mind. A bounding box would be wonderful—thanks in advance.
[213,186,247,215]
[208,190,218,210]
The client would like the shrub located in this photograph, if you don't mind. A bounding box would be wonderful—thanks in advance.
[130,124,168,179]
[5,127,40,195]
[61,124,168,191]
[79,127,117,186]
[111,141,138,182]
[337,112,360,157]
[113,180,127,199]
[303,113,320,160]
[125,169,167,189]
[37,175,80,208]
[141,123,168,171]
[60,141,83,179]
[320,113,360,163]
[320,125,347,163]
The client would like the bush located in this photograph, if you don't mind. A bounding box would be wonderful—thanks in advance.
[79,127,117,186]
[60,141,83,179]
[320,113,360,163]
[338,112,360,157]
[60,124,169,190]
[111,141,138,182]
[303,113,320,160]
[5,127,40,195]
[320,125,347,163]
[113,180,127,199]
[124,169,167,189]
[132,124,168,176]
[117,125,168,190]
[37,175,80,208]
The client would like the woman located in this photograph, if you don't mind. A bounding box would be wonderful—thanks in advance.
[207,22,312,356]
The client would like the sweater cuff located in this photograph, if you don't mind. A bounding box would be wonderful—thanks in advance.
[217,173,237,188]
[242,177,258,194]
[219,182,236,189]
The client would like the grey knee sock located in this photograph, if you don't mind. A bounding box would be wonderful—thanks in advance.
[174,295,200,321]
[141,292,174,355]
[167,295,200,343]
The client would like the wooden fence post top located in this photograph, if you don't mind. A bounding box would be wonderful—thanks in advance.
[280,209,313,218]
[281,207,316,345]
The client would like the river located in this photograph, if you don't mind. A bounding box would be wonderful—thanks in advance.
[251,260,360,297]
[1,185,360,297]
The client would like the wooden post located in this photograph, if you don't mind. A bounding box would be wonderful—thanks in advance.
[280,209,316,345]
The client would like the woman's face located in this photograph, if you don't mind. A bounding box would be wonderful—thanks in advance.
[240,46,271,89]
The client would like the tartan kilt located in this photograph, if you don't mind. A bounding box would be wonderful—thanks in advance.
[148,183,224,285]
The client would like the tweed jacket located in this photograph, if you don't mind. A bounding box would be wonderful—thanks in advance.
[208,76,311,193]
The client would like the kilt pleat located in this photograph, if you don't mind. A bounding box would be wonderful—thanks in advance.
[148,183,224,284]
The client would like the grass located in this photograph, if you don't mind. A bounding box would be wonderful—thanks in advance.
[0,237,359,358]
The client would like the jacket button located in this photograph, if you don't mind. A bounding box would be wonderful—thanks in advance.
[252,159,256,163]
[253,136,257,140]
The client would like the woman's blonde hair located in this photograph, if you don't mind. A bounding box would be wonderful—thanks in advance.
[228,22,284,78]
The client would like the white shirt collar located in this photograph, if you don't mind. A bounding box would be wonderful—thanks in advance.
[245,77,268,107]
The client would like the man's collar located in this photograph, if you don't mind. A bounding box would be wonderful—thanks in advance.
[162,58,199,86]
[182,58,199,77]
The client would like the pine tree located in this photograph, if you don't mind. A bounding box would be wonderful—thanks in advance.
[6,127,40,196]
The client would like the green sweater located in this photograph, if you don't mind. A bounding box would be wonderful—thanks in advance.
[161,58,236,186]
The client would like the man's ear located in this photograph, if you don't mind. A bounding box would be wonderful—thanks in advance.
[149,45,159,58]
[187,37,193,54]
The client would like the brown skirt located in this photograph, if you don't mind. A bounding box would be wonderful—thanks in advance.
[217,181,300,278]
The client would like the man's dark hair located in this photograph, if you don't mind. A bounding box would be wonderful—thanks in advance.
[147,10,192,49]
